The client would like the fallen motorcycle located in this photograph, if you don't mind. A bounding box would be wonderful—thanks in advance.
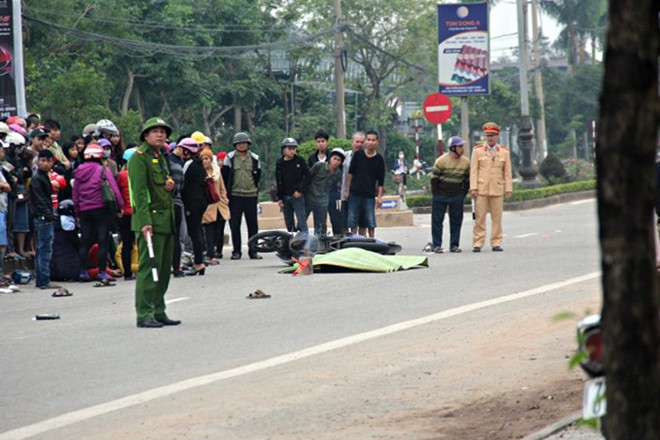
[247,230,402,265]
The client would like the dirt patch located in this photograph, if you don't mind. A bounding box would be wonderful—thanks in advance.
[384,378,582,440]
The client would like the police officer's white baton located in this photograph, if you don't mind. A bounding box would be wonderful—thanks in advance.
[146,231,159,282]
[471,198,476,221]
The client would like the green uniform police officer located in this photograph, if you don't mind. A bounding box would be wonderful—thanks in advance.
[128,117,180,328]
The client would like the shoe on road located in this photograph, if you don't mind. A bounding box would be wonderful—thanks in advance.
[137,318,163,328]
[155,316,182,326]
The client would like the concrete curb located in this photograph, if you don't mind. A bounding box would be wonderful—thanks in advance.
[411,190,596,214]
[522,410,583,440]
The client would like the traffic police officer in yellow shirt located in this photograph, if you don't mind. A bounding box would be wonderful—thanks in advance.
[128,117,180,328]
[469,122,512,252]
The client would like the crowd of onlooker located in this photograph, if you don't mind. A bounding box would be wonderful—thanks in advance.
[0,112,396,290]
[0,114,235,288]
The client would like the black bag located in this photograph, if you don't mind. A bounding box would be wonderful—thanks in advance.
[16,184,29,203]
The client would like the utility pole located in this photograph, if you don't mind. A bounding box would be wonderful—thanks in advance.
[516,0,540,187]
[531,0,547,161]
[460,96,470,155]
[334,0,346,139]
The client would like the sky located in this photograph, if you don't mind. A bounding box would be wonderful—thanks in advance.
[489,0,562,59]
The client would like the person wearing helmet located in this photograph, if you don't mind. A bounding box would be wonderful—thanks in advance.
[82,123,96,137]
[275,137,309,234]
[469,122,512,252]
[221,131,262,260]
[0,121,9,144]
[190,131,206,145]
[425,135,470,254]
[167,137,198,277]
[94,119,119,141]
[98,139,119,177]
[304,147,345,236]
[73,143,124,282]
[128,117,180,328]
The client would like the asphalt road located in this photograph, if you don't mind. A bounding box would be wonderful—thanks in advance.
[0,199,601,439]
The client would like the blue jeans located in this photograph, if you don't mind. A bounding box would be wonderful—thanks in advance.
[282,195,308,233]
[306,203,328,236]
[34,217,54,288]
[432,193,465,249]
[347,195,376,229]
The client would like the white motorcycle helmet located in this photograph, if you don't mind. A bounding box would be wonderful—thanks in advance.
[94,119,119,137]
[5,131,26,147]
[0,121,9,135]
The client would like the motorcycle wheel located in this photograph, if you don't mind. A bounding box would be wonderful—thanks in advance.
[247,230,291,253]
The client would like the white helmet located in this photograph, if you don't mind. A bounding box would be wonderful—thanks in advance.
[5,131,25,146]
[0,122,9,135]
[82,123,96,136]
[94,119,119,136]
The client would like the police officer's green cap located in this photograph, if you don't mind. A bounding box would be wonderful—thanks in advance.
[140,117,172,141]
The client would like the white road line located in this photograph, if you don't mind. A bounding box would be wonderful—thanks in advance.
[0,271,601,440]
[515,233,538,238]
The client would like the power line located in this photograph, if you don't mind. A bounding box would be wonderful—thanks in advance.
[23,15,339,59]
[24,6,285,33]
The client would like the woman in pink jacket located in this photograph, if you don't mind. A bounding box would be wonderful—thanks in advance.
[72,144,124,282]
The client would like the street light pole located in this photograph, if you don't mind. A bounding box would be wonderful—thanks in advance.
[516,0,540,188]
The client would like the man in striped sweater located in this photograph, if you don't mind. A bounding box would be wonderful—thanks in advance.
[429,136,470,253]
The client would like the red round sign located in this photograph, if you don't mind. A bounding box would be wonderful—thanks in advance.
[423,93,453,125]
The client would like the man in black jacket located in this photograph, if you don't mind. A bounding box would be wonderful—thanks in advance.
[30,150,58,289]
[275,138,309,233]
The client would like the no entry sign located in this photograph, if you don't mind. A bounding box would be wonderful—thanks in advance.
[423,93,453,124]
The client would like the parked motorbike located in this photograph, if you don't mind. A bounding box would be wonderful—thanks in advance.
[576,314,606,435]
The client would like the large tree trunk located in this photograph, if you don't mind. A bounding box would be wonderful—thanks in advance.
[234,106,242,132]
[597,0,660,438]
[121,67,135,114]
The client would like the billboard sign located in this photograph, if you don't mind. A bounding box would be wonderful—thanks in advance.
[0,0,17,117]
[437,2,489,96]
